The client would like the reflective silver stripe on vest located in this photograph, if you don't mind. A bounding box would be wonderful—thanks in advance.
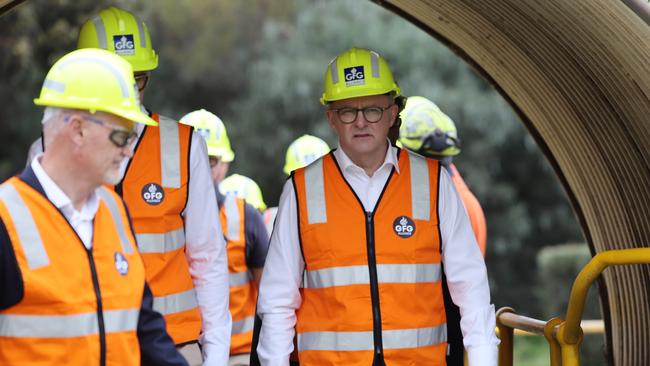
[43,79,66,93]
[303,158,327,224]
[229,271,252,287]
[408,151,430,221]
[153,288,199,315]
[232,315,255,335]
[0,184,49,269]
[137,21,147,47]
[136,227,185,254]
[304,263,441,289]
[58,56,130,98]
[92,16,108,49]
[298,325,447,352]
[158,115,182,188]
[224,194,240,241]
[103,308,140,333]
[0,308,139,338]
[96,188,133,254]
[370,51,380,78]
[329,58,339,84]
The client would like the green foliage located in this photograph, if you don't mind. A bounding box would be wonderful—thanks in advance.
[536,243,605,365]
[513,335,549,366]
[1,0,584,317]
[536,243,600,319]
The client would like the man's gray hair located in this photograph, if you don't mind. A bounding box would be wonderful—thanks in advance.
[41,106,64,125]
[41,107,72,146]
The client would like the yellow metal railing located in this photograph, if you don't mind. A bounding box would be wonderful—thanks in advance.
[496,248,650,366]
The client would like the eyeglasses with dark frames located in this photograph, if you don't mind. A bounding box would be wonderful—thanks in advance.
[330,105,394,124]
[65,114,137,148]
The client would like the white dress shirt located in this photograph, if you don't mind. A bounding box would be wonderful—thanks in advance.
[31,154,99,249]
[257,142,499,366]
[30,112,231,364]
[131,121,231,365]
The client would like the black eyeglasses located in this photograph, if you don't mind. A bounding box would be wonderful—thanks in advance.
[134,72,149,92]
[330,105,394,124]
[65,115,137,148]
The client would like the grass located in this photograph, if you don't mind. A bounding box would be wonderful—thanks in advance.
[511,334,606,366]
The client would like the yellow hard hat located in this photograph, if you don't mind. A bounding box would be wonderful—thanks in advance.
[219,174,267,211]
[284,134,330,175]
[399,96,460,157]
[34,48,157,126]
[321,47,401,105]
[180,109,234,162]
[78,6,158,72]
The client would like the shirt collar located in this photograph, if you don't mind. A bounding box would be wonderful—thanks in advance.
[31,153,100,219]
[333,139,400,176]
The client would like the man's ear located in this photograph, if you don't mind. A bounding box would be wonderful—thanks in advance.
[389,103,399,128]
[325,108,337,130]
[66,113,86,146]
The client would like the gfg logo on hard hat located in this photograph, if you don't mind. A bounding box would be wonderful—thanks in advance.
[113,34,135,56]
[344,66,365,86]
[393,216,416,238]
[142,183,164,205]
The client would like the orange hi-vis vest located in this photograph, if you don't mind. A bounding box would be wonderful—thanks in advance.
[0,178,144,366]
[292,150,448,366]
[119,112,201,345]
[220,194,257,355]
[449,164,487,257]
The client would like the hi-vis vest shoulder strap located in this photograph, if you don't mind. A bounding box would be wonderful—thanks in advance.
[120,112,201,345]
[220,194,257,354]
[292,150,447,366]
[158,114,182,188]
[0,178,144,365]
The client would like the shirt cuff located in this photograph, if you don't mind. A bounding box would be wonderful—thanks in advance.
[467,343,498,366]
[200,330,230,366]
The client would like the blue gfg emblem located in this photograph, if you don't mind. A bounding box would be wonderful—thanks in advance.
[113,34,135,56]
[344,66,365,86]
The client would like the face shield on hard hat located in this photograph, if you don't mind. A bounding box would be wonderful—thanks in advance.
[398,96,460,158]
[34,48,157,127]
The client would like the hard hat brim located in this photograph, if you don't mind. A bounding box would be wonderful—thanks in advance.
[34,98,158,127]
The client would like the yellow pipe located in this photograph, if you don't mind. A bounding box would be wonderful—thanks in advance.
[561,248,650,345]
[544,317,564,366]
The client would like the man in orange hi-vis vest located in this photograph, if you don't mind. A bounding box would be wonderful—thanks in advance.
[399,96,487,255]
[180,109,270,366]
[1,49,186,365]
[76,8,231,365]
[255,48,499,366]
[398,95,489,366]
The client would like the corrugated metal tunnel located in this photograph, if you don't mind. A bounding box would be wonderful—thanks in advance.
[372,1,650,364]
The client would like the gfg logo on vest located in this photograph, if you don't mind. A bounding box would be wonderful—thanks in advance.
[393,216,416,238]
[114,252,129,276]
[141,183,164,205]
[344,66,365,86]
[113,34,135,56]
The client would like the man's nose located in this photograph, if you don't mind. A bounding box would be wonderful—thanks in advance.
[353,110,368,127]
